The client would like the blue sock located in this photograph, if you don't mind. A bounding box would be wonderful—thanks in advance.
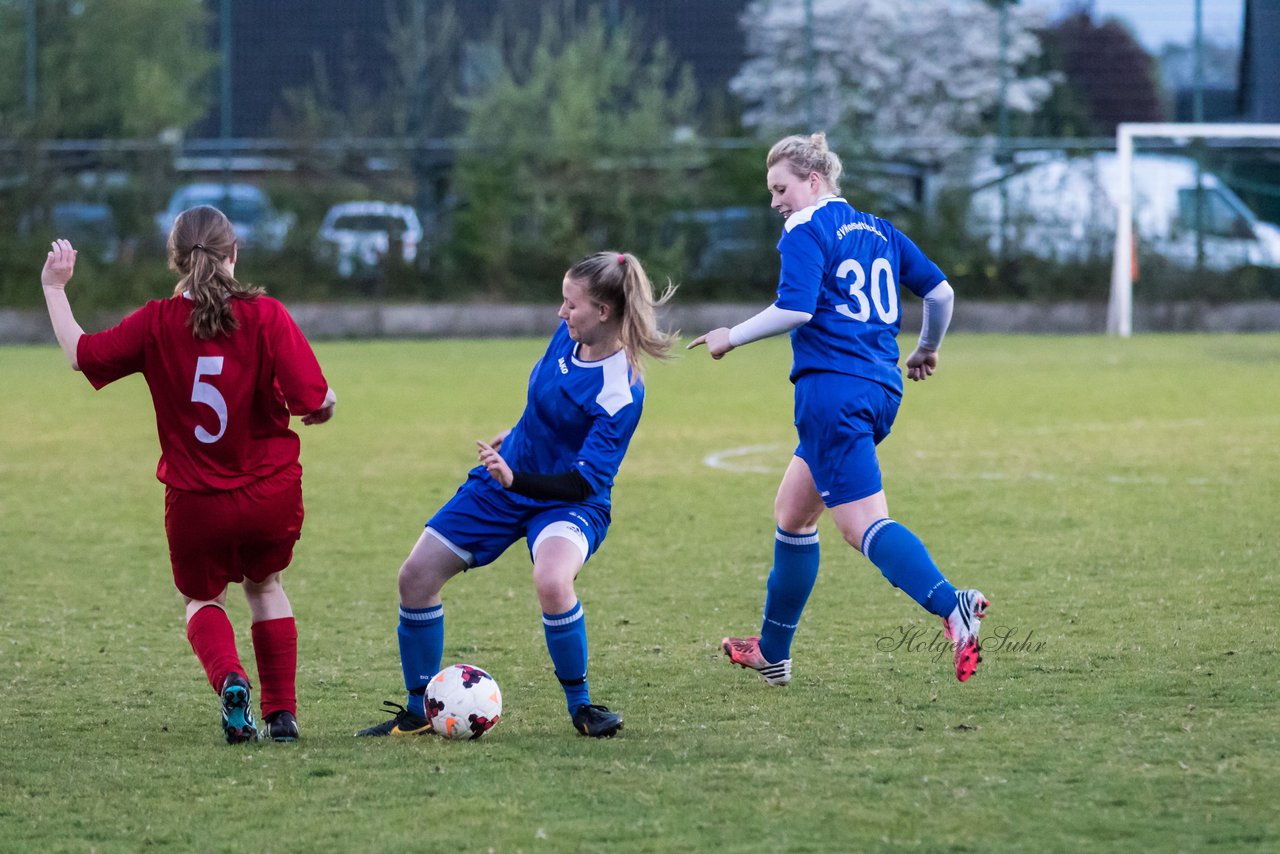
[861,519,957,617]
[543,601,590,714]
[397,604,444,717]
[758,528,821,664]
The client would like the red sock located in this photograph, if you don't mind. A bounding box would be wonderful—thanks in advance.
[187,605,245,693]
[251,617,298,718]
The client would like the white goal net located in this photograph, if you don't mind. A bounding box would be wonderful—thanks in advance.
[1107,122,1280,336]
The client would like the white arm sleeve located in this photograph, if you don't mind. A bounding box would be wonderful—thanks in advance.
[728,303,813,347]
[918,281,954,351]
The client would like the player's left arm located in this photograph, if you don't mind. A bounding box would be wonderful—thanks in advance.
[906,282,954,382]
[40,240,86,370]
[896,229,955,382]
[268,301,334,420]
[301,386,337,425]
[569,398,641,494]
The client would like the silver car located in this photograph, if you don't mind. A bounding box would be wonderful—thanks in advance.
[316,201,425,277]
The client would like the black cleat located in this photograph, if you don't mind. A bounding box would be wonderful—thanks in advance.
[354,700,433,737]
[264,710,299,742]
[220,673,258,744]
[573,703,623,738]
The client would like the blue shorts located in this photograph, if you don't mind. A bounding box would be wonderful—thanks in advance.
[424,472,611,568]
[793,371,901,507]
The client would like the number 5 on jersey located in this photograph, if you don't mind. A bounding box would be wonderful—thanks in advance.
[835,257,899,324]
[192,356,228,444]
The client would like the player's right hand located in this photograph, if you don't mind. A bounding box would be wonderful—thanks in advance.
[476,440,514,488]
[302,387,338,425]
[488,428,511,451]
[686,327,734,360]
[41,239,77,290]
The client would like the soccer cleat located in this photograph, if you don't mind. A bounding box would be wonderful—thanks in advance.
[572,704,623,738]
[354,700,433,737]
[220,673,258,744]
[722,636,792,686]
[942,589,990,682]
[264,710,299,742]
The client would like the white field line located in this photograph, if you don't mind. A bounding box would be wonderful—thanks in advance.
[702,444,787,474]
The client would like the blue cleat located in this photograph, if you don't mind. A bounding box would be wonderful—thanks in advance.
[220,673,258,744]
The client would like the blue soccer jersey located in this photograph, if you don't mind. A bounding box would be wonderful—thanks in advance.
[475,321,644,513]
[774,197,946,394]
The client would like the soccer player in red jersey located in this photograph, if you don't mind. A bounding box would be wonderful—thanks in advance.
[40,205,337,744]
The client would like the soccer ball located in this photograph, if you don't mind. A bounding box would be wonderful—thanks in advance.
[426,663,503,740]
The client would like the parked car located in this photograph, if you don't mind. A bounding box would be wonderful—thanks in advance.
[155,183,294,252]
[968,153,1280,271]
[315,201,424,277]
[20,201,123,263]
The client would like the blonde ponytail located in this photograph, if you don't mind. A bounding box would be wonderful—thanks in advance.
[567,251,677,383]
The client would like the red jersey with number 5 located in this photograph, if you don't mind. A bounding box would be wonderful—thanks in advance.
[77,295,328,493]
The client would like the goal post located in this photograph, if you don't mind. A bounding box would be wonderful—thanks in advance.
[1108,122,1280,336]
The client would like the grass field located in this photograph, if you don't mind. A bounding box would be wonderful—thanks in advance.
[3,332,1278,852]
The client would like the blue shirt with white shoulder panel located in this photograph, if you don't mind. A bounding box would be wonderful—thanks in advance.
[472,320,642,513]
[775,197,946,395]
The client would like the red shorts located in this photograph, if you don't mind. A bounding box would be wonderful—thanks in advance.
[164,466,305,601]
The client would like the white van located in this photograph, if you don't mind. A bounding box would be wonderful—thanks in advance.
[968,152,1280,270]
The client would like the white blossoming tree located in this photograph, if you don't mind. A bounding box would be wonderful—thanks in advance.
[731,0,1054,157]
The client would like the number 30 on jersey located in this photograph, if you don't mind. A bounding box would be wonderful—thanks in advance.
[835,257,899,324]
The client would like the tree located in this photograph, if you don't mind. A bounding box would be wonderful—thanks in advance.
[383,0,467,139]
[1011,17,1095,138]
[271,0,468,141]
[730,0,1053,157]
[445,3,700,297]
[1046,9,1164,135]
[0,0,215,139]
